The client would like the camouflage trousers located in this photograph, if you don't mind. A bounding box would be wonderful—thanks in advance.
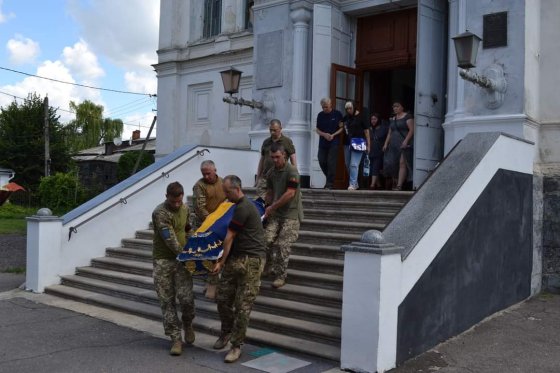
[255,177,268,201]
[216,255,264,347]
[264,217,300,281]
[153,259,195,341]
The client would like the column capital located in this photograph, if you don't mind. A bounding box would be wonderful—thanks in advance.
[290,6,311,25]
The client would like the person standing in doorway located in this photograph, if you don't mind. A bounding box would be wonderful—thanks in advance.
[211,175,266,363]
[342,101,370,190]
[151,182,195,356]
[368,113,389,189]
[263,142,303,289]
[192,160,226,299]
[255,119,297,199]
[383,101,414,190]
[315,97,343,189]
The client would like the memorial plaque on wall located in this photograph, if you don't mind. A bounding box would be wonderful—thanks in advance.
[256,31,283,89]
[483,12,507,48]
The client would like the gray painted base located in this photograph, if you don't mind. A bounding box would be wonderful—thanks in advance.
[542,175,560,293]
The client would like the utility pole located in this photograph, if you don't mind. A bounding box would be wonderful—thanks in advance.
[44,96,50,177]
[132,116,157,175]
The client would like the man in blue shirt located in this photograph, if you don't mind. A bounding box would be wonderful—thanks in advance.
[315,97,343,189]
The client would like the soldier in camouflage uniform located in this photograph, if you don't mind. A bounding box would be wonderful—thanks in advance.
[255,119,297,200]
[263,142,303,289]
[211,175,266,363]
[192,160,226,299]
[152,181,195,356]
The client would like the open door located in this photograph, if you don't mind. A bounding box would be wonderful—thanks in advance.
[330,63,363,189]
[413,0,447,189]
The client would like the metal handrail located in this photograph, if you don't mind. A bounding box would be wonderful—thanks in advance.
[68,148,210,240]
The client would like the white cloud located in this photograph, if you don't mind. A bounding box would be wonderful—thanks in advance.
[6,35,40,65]
[0,60,103,124]
[62,40,105,81]
[124,71,157,96]
[0,0,15,23]
[67,0,159,75]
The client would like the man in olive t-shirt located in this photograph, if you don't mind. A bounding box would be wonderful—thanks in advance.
[211,175,265,363]
[255,119,297,199]
[263,142,303,289]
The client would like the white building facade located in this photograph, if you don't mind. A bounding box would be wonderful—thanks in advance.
[155,0,560,290]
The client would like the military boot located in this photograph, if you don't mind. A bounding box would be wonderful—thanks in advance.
[184,324,195,345]
[224,346,242,363]
[170,339,182,356]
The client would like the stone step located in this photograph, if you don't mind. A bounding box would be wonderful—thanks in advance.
[58,275,341,345]
[90,256,343,299]
[74,267,342,325]
[302,199,405,214]
[303,208,394,224]
[44,284,340,361]
[107,245,343,276]
[300,219,383,235]
[296,230,362,248]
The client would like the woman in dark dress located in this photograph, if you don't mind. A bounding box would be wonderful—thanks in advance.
[382,101,414,190]
[368,113,388,189]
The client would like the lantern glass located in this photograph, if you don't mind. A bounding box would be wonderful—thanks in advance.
[452,32,482,69]
[220,68,242,95]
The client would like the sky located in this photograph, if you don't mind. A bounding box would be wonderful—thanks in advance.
[0,0,160,141]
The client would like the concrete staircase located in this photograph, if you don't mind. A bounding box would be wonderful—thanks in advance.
[45,189,412,361]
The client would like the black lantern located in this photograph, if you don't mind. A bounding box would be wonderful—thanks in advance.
[220,67,242,95]
[452,31,482,69]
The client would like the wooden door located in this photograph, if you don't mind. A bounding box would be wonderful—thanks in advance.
[330,64,363,189]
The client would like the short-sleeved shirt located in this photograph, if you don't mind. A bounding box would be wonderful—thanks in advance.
[228,196,266,258]
[343,113,369,144]
[267,163,303,221]
[152,202,188,260]
[316,109,343,148]
[260,135,296,176]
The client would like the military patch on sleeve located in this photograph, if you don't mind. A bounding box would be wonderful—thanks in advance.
[161,227,171,239]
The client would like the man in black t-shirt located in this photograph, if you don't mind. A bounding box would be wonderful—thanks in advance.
[211,175,265,363]
[315,97,343,189]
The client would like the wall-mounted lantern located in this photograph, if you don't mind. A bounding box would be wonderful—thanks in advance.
[220,67,264,110]
[452,31,507,109]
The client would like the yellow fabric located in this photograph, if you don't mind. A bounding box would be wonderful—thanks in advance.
[196,201,234,233]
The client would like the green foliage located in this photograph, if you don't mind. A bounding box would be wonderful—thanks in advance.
[3,267,25,274]
[38,172,85,214]
[65,100,123,152]
[117,151,155,181]
[0,203,37,234]
[0,93,71,192]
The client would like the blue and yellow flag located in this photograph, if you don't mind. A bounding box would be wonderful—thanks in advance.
[177,199,265,276]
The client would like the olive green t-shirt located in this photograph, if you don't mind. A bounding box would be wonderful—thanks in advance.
[267,163,303,221]
[228,196,266,258]
[260,135,296,176]
[152,202,188,260]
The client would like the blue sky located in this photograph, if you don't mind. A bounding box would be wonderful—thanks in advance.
[0,0,159,140]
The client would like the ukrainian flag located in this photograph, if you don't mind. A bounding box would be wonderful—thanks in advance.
[177,199,265,276]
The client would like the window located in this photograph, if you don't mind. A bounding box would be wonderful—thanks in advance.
[245,1,254,31]
[203,0,221,38]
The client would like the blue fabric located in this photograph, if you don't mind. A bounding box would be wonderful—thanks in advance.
[177,198,265,276]
[348,148,364,188]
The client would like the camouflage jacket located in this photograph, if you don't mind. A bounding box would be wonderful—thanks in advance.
[152,201,189,260]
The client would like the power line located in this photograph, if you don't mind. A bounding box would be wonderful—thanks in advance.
[0,66,157,97]
[0,90,156,130]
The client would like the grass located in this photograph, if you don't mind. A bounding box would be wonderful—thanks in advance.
[0,203,37,235]
[2,267,25,274]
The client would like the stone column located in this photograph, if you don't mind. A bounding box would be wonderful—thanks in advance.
[26,208,63,293]
[340,230,403,373]
[285,5,312,186]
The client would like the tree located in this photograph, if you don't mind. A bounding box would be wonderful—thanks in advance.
[66,100,123,151]
[117,151,155,181]
[0,93,71,192]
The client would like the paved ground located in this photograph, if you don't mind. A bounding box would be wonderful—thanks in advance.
[1,234,559,372]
